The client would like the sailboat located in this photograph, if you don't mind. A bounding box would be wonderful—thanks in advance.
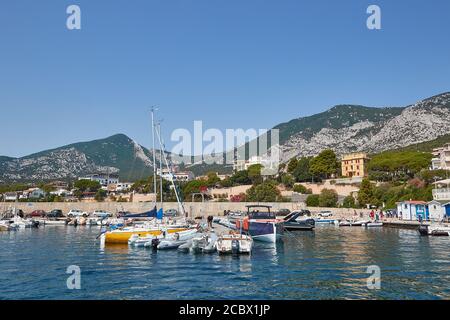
[103,108,191,245]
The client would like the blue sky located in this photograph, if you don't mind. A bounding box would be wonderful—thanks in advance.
[0,0,449,157]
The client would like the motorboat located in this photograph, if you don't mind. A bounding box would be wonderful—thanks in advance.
[234,205,284,243]
[10,216,39,229]
[314,217,339,225]
[216,232,253,254]
[0,220,12,231]
[419,223,450,236]
[130,228,199,249]
[190,233,218,254]
[178,239,193,253]
[38,219,67,226]
[339,220,370,227]
[283,210,315,231]
[365,222,383,228]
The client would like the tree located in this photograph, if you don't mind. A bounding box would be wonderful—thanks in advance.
[306,194,320,207]
[182,180,209,201]
[247,164,263,185]
[358,178,375,207]
[230,170,251,185]
[95,189,107,202]
[343,195,356,208]
[74,180,101,192]
[246,181,281,202]
[368,150,432,181]
[287,158,299,173]
[292,157,314,182]
[281,174,295,189]
[293,184,312,194]
[319,189,338,207]
[309,149,340,179]
[219,177,233,188]
[206,172,221,187]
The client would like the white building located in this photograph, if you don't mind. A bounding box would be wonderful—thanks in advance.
[79,173,119,187]
[396,200,428,221]
[428,200,450,222]
[157,168,194,182]
[3,192,18,201]
[28,188,46,199]
[431,143,450,170]
[233,156,264,172]
[50,189,70,196]
[432,179,450,201]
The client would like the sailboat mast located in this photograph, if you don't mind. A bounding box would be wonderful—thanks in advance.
[157,122,164,209]
[154,122,186,217]
[151,107,158,208]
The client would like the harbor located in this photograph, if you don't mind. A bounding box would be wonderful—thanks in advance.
[1,221,450,300]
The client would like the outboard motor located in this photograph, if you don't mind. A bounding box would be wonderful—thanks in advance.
[232,239,240,254]
[151,238,160,251]
[418,225,429,236]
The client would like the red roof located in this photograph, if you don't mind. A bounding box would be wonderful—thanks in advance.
[397,200,427,205]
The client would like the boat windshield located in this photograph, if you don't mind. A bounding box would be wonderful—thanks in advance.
[247,211,276,220]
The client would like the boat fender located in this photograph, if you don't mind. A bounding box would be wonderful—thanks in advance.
[243,218,249,231]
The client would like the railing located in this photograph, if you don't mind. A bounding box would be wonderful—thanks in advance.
[432,188,450,200]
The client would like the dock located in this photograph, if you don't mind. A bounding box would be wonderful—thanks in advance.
[381,220,426,230]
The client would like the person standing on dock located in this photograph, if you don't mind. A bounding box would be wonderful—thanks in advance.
[207,215,214,229]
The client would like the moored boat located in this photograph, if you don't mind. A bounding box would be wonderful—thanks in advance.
[419,223,450,236]
[105,224,189,244]
[216,232,253,255]
[283,210,315,231]
[235,205,284,243]
[365,222,383,228]
[190,232,218,253]
[339,220,370,227]
[314,218,339,225]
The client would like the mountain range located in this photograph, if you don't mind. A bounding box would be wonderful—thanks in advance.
[0,134,158,183]
[1,92,450,183]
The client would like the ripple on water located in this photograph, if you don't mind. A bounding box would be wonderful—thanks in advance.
[1,226,450,299]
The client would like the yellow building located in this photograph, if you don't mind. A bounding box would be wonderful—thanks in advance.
[341,153,370,178]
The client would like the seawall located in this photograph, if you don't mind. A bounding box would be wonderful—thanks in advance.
[2,202,372,219]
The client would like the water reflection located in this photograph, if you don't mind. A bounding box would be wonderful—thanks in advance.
[1,225,450,299]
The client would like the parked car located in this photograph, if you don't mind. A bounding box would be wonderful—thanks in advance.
[67,209,89,218]
[318,211,333,217]
[276,209,291,216]
[46,209,64,218]
[28,210,46,218]
[91,210,113,218]
[165,209,178,217]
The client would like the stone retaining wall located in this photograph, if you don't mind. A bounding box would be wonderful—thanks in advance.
[2,202,372,219]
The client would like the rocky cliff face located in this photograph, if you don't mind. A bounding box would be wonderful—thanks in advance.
[278,92,450,162]
[1,93,449,183]
[0,134,157,183]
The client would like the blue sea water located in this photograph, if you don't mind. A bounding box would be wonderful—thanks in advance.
[1,225,449,300]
